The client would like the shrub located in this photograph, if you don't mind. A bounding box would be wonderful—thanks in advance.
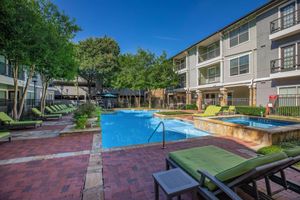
[182,104,198,110]
[235,106,266,116]
[75,114,88,129]
[257,145,282,155]
[276,106,300,116]
[74,103,101,119]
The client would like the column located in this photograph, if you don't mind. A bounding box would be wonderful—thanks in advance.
[186,90,191,105]
[249,86,253,106]
[220,87,228,106]
[196,89,203,112]
[252,84,257,106]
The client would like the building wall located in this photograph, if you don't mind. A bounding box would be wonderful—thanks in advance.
[187,47,198,89]
[222,19,257,84]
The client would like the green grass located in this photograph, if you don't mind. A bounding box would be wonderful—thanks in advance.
[257,141,300,168]
[157,111,191,115]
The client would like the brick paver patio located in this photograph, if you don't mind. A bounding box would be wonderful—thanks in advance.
[102,136,300,200]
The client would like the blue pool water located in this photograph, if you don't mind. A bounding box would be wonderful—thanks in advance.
[218,116,297,129]
[101,110,209,148]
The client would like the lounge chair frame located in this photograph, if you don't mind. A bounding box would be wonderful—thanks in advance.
[166,156,293,200]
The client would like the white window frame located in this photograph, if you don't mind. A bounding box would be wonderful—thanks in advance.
[229,23,249,48]
[229,53,250,77]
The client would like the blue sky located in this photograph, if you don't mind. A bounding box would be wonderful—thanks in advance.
[53,0,268,57]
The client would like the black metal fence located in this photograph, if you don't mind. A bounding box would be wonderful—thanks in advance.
[272,95,300,117]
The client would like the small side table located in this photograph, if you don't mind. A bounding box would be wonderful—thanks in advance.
[152,168,199,200]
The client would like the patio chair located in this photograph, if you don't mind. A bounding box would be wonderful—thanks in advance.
[0,112,43,129]
[166,145,292,200]
[46,106,69,115]
[194,105,222,117]
[0,131,11,142]
[32,108,62,120]
[264,147,300,196]
[60,104,75,112]
[222,106,236,115]
[49,106,70,114]
[55,105,72,113]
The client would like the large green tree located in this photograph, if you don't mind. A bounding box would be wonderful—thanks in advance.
[77,37,120,100]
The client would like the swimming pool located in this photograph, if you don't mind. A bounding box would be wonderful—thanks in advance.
[218,116,298,129]
[101,110,209,148]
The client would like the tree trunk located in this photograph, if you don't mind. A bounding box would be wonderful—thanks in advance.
[138,90,141,108]
[162,89,165,109]
[12,61,19,120]
[17,65,35,119]
[40,75,49,114]
[148,90,152,109]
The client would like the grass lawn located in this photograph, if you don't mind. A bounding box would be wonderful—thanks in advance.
[156,111,191,115]
[258,141,300,168]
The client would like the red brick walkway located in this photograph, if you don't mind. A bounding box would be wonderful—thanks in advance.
[102,136,300,200]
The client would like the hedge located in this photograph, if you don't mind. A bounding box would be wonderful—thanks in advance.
[276,106,300,116]
[235,106,266,116]
[182,104,198,110]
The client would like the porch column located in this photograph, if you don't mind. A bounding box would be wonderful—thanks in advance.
[220,87,228,106]
[252,84,257,106]
[196,89,203,112]
[186,90,191,105]
[249,86,253,106]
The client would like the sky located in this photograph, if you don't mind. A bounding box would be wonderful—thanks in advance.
[52,0,268,57]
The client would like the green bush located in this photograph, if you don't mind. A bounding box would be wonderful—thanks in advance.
[75,114,88,129]
[276,106,300,116]
[182,104,198,110]
[235,106,266,116]
[257,145,282,155]
[74,103,101,119]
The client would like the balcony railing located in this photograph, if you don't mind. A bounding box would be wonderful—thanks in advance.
[198,48,220,63]
[175,62,186,71]
[270,55,300,73]
[199,75,220,85]
[270,9,300,34]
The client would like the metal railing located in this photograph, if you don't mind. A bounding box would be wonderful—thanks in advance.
[176,63,186,71]
[147,121,166,149]
[204,98,220,106]
[271,95,300,116]
[199,76,220,85]
[270,9,300,34]
[198,48,220,63]
[270,55,300,73]
[228,98,249,106]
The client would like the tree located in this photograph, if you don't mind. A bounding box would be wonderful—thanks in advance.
[77,37,120,100]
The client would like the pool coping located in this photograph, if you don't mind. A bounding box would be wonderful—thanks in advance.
[194,115,300,134]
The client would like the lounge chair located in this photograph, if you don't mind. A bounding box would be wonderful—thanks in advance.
[54,105,71,113]
[47,106,69,114]
[166,145,292,200]
[264,147,300,196]
[0,131,11,142]
[222,106,236,115]
[32,108,62,120]
[0,112,42,129]
[194,105,222,117]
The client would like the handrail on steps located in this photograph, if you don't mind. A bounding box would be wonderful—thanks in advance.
[147,121,166,149]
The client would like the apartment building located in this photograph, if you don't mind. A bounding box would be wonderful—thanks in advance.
[168,0,300,110]
[0,55,56,105]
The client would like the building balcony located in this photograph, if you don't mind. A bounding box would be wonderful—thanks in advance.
[198,48,220,63]
[198,64,221,86]
[270,55,300,78]
[175,62,186,71]
[269,9,300,40]
[199,76,220,85]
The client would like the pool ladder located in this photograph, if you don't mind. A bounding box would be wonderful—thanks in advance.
[147,121,166,149]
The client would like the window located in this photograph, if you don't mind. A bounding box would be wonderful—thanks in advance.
[0,55,6,75]
[178,73,186,88]
[229,23,249,47]
[175,58,186,70]
[207,66,220,83]
[230,55,249,76]
[282,45,295,69]
[279,87,298,95]
[0,91,6,99]
[280,3,295,29]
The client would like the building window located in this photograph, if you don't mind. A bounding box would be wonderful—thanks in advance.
[178,73,186,88]
[175,58,186,70]
[229,23,249,47]
[0,55,6,75]
[0,91,6,99]
[280,3,296,29]
[207,66,220,83]
[281,44,295,69]
[230,55,249,76]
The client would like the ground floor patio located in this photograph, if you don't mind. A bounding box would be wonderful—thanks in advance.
[0,115,299,200]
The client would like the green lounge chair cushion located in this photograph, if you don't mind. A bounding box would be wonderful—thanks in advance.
[169,146,246,190]
[284,147,300,157]
[0,112,13,122]
[215,152,288,182]
[0,132,10,138]
[194,106,221,117]
[9,120,42,125]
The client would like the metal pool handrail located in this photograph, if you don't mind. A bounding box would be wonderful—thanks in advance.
[147,121,166,149]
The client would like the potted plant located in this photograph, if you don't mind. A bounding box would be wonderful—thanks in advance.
[73,103,101,128]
